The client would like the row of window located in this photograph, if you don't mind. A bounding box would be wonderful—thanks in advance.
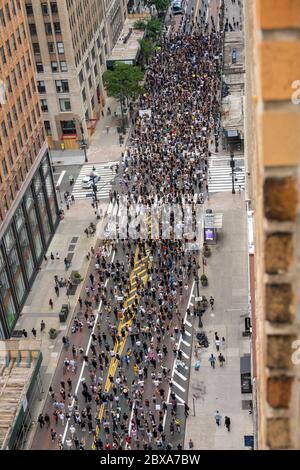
[0,24,27,68]
[0,1,22,28]
[25,2,58,16]
[36,60,68,73]
[40,98,71,113]
[33,41,64,55]
[29,21,61,36]
[38,79,69,94]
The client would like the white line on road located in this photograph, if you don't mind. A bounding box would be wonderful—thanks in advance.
[56,170,66,187]
[62,249,115,444]
[173,380,186,393]
[185,320,192,327]
[163,280,195,430]
[174,369,188,381]
[181,339,190,347]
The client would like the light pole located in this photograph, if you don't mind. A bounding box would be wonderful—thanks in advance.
[74,118,88,162]
[195,275,203,328]
[230,151,236,194]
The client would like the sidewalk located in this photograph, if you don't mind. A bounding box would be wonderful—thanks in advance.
[184,192,254,449]
[15,95,127,448]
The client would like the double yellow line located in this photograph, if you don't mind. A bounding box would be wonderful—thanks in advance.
[93,215,152,445]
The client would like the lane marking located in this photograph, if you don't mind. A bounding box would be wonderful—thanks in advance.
[174,369,187,381]
[173,380,186,393]
[181,339,190,347]
[56,170,66,187]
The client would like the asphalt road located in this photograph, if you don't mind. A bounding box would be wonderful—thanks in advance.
[32,0,223,451]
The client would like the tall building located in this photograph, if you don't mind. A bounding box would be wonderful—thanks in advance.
[245,0,300,449]
[24,0,128,150]
[0,0,59,339]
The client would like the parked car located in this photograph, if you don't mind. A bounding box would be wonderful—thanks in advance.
[81,172,99,189]
[172,0,183,14]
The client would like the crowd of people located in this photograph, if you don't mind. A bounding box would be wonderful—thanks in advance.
[37,7,224,451]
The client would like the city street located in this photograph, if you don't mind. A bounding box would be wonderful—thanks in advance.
[29,0,247,451]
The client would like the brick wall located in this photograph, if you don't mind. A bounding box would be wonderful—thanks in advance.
[245,0,300,449]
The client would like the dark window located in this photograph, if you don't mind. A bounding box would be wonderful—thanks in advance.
[37,80,46,93]
[55,79,69,93]
[53,22,61,34]
[29,23,37,36]
[44,23,52,35]
[32,43,40,54]
[41,3,49,15]
[36,61,44,73]
[50,2,58,14]
[48,42,55,53]
[51,61,58,72]
[44,120,52,135]
[61,120,76,135]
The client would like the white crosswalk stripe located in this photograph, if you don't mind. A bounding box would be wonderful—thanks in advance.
[71,162,119,200]
[208,157,245,193]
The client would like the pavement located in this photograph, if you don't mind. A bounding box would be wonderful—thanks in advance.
[184,192,253,449]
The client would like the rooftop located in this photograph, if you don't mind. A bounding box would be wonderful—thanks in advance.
[0,340,42,450]
[107,18,145,64]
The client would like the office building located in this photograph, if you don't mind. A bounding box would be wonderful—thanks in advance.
[0,0,58,339]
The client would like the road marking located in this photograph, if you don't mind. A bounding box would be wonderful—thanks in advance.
[180,350,189,359]
[173,380,186,393]
[185,320,192,327]
[62,247,115,445]
[181,339,190,347]
[185,330,191,337]
[163,279,195,430]
[174,369,187,381]
[56,170,66,187]
[175,394,185,404]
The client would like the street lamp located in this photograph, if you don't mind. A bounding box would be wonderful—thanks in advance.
[74,118,88,162]
[230,151,236,194]
[195,275,203,328]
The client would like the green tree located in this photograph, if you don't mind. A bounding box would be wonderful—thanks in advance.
[146,0,170,18]
[139,39,155,68]
[103,62,144,103]
[146,17,163,41]
[133,19,147,30]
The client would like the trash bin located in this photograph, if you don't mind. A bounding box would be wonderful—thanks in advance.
[59,311,67,323]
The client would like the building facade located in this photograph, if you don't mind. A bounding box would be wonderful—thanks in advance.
[0,0,58,339]
[24,0,128,150]
[244,0,300,449]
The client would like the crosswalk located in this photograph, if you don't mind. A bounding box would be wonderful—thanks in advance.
[71,162,119,200]
[208,156,245,193]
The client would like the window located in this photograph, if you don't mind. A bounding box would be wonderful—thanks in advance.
[59,98,71,112]
[32,43,40,54]
[6,40,11,57]
[29,23,37,36]
[0,46,6,65]
[2,159,8,176]
[85,59,90,72]
[94,63,98,78]
[82,88,86,102]
[88,75,93,89]
[41,3,49,15]
[0,8,6,26]
[6,112,12,129]
[25,3,33,16]
[37,80,46,93]
[36,61,44,72]
[60,61,68,72]
[57,42,64,54]
[48,42,55,53]
[91,96,95,109]
[79,70,84,85]
[53,22,61,34]
[55,79,69,93]
[44,23,52,35]
[50,2,58,14]
[61,120,76,135]
[1,121,8,137]
[40,99,48,112]
[5,4,11,21]
[51,61,58,72]
[44,120,52,135]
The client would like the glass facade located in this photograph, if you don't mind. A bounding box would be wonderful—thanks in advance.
[0,151,59,338]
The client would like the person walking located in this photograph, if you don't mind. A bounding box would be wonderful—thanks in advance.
[214,410,222,426]
[209,296,214,309]
[225,416,231,431]
[188,438,194,449]
[31,327,37,338]
[209,353,216,368]
[50,252,55,261]
[44,413,50,428]
[218,353,226,367]
[22,329,28,338]
[38,413,45,428]
[54,285,59,297]
[215,337,221,351]
[49,298,54,309]
[40,320,46,332]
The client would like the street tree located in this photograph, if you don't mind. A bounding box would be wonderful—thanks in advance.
[145,0,170,18]
[139,39,156,68]
[103,63,144,131]
[146,17,163,41]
